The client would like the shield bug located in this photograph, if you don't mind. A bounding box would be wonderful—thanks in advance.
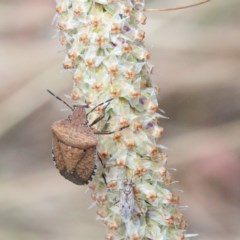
[47,90,128,185]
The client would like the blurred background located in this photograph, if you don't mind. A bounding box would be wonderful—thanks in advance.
[0,0,239,239]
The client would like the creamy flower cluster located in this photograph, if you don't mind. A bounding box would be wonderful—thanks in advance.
[55,0,191,239]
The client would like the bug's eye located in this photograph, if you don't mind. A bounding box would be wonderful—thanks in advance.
[83,149,87,152]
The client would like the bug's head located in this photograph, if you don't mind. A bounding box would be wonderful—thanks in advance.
[71,104,89,124]
[122,179,133,195]
[123,179,133,187]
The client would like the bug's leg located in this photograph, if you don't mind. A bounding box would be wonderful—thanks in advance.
[97,152,107,185]
[88,102,110,127]
[47,89,73,111]
[89,100,113,127]
[94,125,129,135]
[102,174,107,185]
[86,98,113,118]
[97,152,105,167]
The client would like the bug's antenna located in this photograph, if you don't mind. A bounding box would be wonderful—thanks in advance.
[144,0,210,12]
[47,89,74,111]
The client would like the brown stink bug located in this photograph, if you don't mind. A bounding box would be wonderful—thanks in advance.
[47,90,128,185]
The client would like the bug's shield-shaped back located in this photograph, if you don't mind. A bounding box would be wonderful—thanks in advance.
[52,119,97,148]
[51,118,97,185]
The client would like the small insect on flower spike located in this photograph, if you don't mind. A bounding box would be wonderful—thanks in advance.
[47,90,128,185]
[119,178,135,223]
[106,178,135,223]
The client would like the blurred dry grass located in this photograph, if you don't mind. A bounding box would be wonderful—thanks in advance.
[0,0,239,239]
